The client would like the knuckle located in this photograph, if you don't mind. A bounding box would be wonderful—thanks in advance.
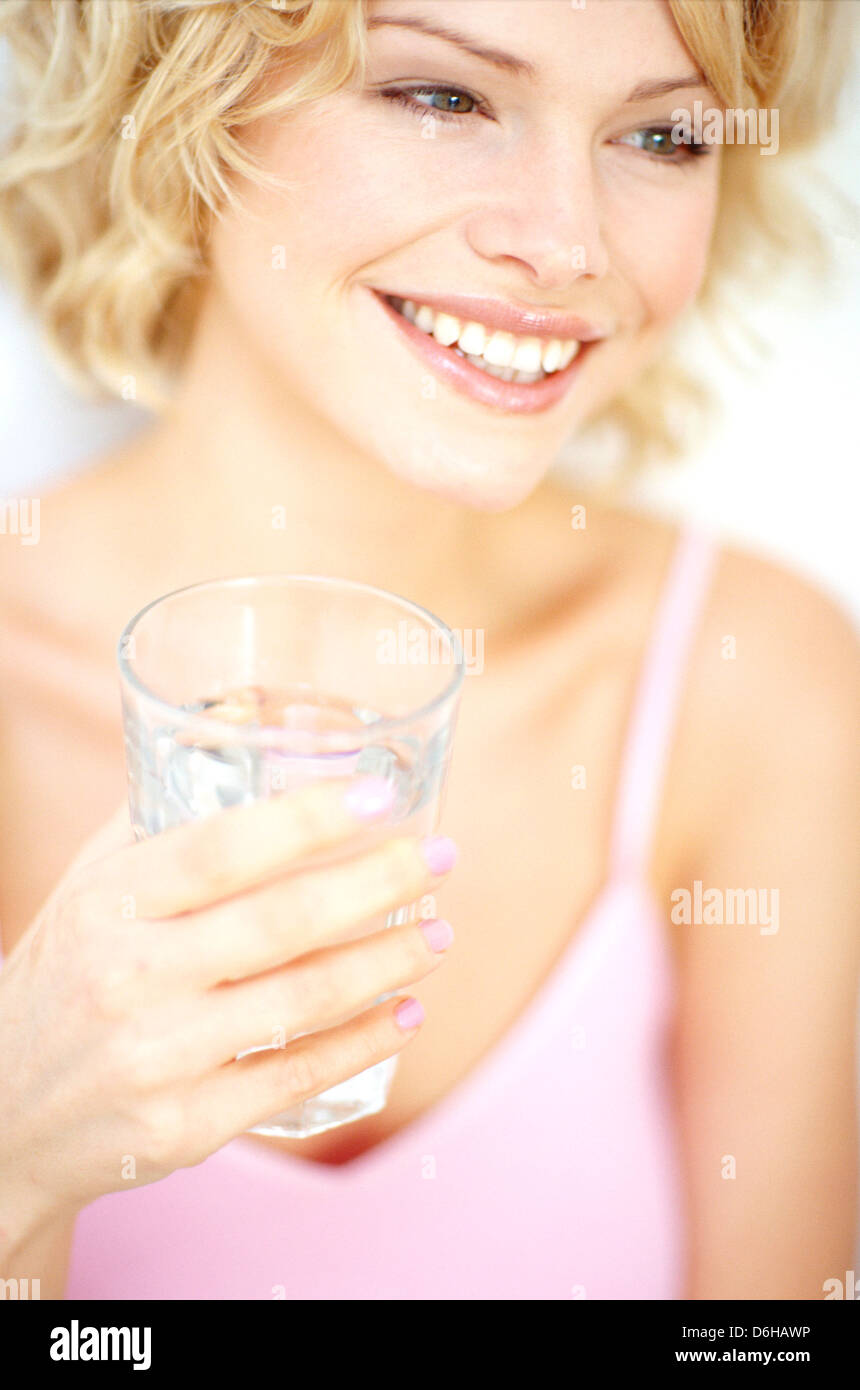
[402,929,435,977]
[91,961,138,1021]
[355,1014,394,1069]
[56,889,153,1020]
[134,1097,187,1169]
[178,829,229,897]
[103,1026,166,1093]
[348,844,408,916]
[178,809,261,903]
[378,838,422,895]
[163,1104,217,1170]
[368,929,426,992]
[126,1042,170,1092]
[281,1044,325,1102]
[243,893,283,956]
[260,969,301,1034]
[293,961,342,1021]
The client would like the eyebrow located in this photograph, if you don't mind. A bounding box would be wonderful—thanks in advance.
[366,15,539,79]
[626,75,707,101]
[367,15,708,101]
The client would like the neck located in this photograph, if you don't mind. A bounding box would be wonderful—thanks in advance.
[139,284,488,631]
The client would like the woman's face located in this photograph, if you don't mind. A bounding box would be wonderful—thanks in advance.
[211,0,722,510]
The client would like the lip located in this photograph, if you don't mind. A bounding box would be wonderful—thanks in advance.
[370,289,597,416]
[376,289,609,343]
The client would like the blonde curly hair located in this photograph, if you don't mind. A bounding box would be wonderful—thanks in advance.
[0,0,853,471]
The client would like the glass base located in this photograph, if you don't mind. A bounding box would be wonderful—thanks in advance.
[248,1053,399,1139]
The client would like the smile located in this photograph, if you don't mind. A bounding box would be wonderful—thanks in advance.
[371,289,602,415]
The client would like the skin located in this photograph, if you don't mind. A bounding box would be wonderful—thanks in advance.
[0,783,454,1232]
[0,0,858,1300]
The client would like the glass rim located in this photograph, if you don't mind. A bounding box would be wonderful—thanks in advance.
[117,572,466,746]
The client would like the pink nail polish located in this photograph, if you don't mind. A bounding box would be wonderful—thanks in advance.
[419,835,458,875]
[344,776,396,819]
[394,997,425,1031]
[419,918,454,953]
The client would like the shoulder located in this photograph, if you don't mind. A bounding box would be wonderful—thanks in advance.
[699,540,858,695]
[658,531,859,898]
[687,539,858,775]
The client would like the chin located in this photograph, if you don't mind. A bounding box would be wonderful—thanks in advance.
[378,432,551,513]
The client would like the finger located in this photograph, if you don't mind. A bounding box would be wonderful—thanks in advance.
[193,993,426,1144]
[97,775,397,918]
[66,802,136,875]
[176,832,456,985]
[194,917,452,1066]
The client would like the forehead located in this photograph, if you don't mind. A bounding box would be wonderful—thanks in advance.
[365,0,697,95]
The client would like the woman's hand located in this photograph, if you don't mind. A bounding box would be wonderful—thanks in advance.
[0,777,455,1252]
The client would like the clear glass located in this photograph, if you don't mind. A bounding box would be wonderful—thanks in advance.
[117,575,464,1138]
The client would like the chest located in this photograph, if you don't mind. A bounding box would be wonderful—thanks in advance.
[0,623,637,1165]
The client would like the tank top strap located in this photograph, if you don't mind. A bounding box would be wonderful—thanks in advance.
[607,522,719,883]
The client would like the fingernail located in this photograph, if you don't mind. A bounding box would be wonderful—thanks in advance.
[394,997,425,1031]
[419,918,454,953]
[419,835,458,875]
[344,776,396,819]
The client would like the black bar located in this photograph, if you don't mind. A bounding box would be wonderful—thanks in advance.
[4,1296,858,1375]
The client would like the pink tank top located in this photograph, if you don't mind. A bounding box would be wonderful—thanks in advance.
[50,525,717,1299]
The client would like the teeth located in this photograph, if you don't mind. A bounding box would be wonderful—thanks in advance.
[387,295,582,381]
[432,312,461,347]
[466,355,514,381]
[483,331,517,368]
[541,339,563,373]
[511,337,543,373]
[457,320,487,355]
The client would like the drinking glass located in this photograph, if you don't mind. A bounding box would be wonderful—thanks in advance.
[117,575,464,1138]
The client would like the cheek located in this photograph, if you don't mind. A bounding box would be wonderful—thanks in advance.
[229,100,430,291]
[567,173,721,425]
[613,174,721,326]
[207,114,377,398]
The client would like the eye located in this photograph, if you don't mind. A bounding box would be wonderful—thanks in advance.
[376,84,490,126]
[615,124,710,163]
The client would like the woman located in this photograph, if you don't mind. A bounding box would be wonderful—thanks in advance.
[0,0,857,1300]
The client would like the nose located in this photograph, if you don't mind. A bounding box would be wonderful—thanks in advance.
[463,138,610,292]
